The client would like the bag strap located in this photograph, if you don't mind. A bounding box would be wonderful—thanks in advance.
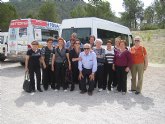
[56,48,64,60]
[141,46,145,57]
[56,48,67,62]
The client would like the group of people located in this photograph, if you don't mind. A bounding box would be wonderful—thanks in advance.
[25,33,148,96]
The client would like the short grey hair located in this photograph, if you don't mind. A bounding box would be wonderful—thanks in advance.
[71,33,77,38]
[134,36,142,41]
[94,38,103,45]
[83,43,91,48]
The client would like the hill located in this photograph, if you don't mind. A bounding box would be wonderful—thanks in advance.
[132,29,165,64]
[9,0,85,22]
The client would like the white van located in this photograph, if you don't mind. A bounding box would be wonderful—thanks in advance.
[60,17,133,46]
[8,18,60,64]
[0,32,8,61]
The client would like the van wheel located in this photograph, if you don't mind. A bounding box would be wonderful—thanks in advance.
[20,62,25,66]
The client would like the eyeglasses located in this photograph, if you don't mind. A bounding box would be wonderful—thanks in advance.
[84,48,90,50]
[32,44,38,45]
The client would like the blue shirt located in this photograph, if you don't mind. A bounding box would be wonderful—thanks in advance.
[78,51,97,73]
[66,40,83,49]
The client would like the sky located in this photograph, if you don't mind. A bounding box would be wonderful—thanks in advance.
[2,0,155,17]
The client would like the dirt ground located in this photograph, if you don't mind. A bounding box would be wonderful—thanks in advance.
[0,62,165,124]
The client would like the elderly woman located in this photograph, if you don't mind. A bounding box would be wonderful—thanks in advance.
[104,40,115,92]
[41,38,55,90]
[112,37,121,88]
[69,39,83,91]
[114,40,132,95]
[25,41,43,92]
[130,36,148,95]
[93,38,106,92]
[52,37,71,92]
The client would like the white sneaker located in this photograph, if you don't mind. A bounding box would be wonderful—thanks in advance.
[114,89,119,93]
[98,88,103,92]
[55,89,58,92]
[122,92,126,95]
[64,89,67,92]
[107,90,110,94]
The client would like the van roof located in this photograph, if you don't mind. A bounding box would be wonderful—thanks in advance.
[62,17,131,35]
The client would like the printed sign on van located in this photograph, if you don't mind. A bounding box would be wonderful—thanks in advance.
[47,22,60,30]
[31,19,47,27]
[34,29,42,41]
[9,20,28,28]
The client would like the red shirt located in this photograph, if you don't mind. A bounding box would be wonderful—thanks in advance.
[114,49,132,68]
[130,46,147,64]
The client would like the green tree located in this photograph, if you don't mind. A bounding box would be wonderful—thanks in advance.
[38,1,58,22]
[120,12,130,27]
[154,0,165,28]
[70,5,87,18]
[144,6,154,23]
[0,3,18,31]
[71,0,115,21]
[122,0,144,29]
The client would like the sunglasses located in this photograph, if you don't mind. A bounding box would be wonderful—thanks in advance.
[84,48,90,50]
[32,44,38,45]
[75,43,80,44]
[134,40,140,42]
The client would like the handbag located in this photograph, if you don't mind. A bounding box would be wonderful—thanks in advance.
[23,71,32,93]
[56,48,69,69]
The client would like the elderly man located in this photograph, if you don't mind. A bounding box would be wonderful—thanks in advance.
[78,43,97,96]
[65,33,77,51]
[89,35,95,49]
[130,36,148,95]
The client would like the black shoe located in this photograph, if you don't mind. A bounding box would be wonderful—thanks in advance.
[129,90,136,92]
[37,88,43,92]
[88,91,93,96]
[135,91,140,95]
[31,89,36,92]
[43,87,48,91]
[70,85,75,91]
[80,90,87,94]
[103,87,106,90]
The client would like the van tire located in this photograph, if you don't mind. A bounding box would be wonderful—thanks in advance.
[0,58,5,61]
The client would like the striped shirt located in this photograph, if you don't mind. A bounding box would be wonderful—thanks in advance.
[105,48,115,64]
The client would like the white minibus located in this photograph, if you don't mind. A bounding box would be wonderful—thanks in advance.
[60,17,133,47]
[8,18,60,64]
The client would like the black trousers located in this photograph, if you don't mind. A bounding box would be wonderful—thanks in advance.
[80,68,95,92]
[112,65,118,87]
[103,63,114,90]
[42,65,55,89]
[55,63,67,90]
[29,66,41,90]
[95,65,104,89]
[71,64,79,85]
[116,66,128,92]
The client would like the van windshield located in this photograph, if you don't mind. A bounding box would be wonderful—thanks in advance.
[0,36,4,44]
[62,28,91,44]
[41,29,59,42]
